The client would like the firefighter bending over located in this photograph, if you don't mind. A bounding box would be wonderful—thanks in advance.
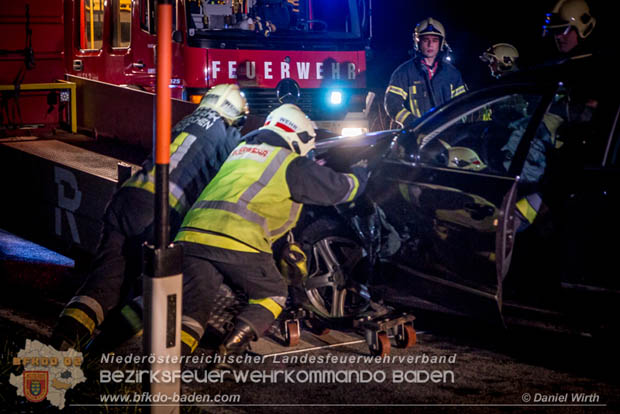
[50,84,248,352]
[174,104,369,360]
[384,17,466,129]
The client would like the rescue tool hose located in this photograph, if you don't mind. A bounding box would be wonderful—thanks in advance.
[155,0,172,248]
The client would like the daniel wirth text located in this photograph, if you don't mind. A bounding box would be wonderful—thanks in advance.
[532,393,600,403]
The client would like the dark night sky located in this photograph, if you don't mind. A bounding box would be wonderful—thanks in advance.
[367,0,611,91]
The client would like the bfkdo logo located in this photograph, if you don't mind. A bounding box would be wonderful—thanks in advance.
[24,371,49,403]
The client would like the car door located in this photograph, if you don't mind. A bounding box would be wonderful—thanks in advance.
[368,85,556,320]
[528,79,620,329]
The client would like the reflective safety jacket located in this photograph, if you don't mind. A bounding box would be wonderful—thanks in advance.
[176,132,366,254]
[384,57,467,129]
[121,107,241,233]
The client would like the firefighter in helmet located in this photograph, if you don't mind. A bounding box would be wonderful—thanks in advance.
[479,43,520,78]
[50,84,249,352]
[542,0,597,57]
[174,104,369,360]
[384,17,467,129]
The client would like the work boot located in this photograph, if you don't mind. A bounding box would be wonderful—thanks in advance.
[84,302,143,356]
[213,321,256,372]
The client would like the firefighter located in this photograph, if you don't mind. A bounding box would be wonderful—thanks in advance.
[542,0,597,58]
[384,17,466,129]
[479,43,520,79]
[50,84,249,352]
[174,104,369,359]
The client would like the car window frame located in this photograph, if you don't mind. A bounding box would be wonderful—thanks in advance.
[391,83,559,177]
[603,102,620,168]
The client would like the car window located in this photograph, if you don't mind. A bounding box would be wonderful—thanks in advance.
[520,82,613,185]
[416,93,543,176]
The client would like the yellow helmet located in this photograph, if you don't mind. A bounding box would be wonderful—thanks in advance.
[414,17,446,51]
[447,147,487,171]
[479,43,519,78]
[199,83,249,126]
[543,0,596,38]
[260,104,317,156]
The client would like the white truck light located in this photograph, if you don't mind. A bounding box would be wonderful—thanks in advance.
[329,90,343,105]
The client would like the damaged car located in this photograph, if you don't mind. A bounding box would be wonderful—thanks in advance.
[292,54,620,337]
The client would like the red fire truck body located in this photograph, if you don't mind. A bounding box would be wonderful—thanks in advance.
[0,0,372,256]
[2,0,371,137]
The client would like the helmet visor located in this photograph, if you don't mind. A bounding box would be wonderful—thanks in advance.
[543,13,571,36]
[479,51,496,63]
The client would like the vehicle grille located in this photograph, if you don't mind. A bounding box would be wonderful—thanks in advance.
[242,88,318,117]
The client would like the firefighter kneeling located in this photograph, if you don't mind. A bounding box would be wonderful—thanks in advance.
[50,84,248,352]
[174,104,369,364]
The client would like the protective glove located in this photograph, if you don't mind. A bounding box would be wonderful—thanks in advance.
[350,158,372,188]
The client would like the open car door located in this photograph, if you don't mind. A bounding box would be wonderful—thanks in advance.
[369,84,556,321]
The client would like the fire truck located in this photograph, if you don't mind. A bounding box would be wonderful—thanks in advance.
[0,0,374,257]
[2,0,373,138]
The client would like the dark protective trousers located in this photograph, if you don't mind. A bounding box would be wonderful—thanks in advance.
[179,242,288,350]
[78,188,154,313]
[52,188,155,346]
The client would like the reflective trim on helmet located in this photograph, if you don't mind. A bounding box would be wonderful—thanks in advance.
[274,121,295,133]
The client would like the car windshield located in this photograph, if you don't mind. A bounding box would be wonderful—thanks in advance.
[188,0,364,42]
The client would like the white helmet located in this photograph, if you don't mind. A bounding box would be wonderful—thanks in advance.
[199,83,249,126]
[479,43,519,78]
[543,0,596,39]
[260,104,317,156]
[414,17,446,51]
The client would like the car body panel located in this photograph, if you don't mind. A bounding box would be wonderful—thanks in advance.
[310,55,620,333]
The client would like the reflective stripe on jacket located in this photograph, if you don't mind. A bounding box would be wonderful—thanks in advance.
[384,57,467,128]
[122,108,239,218]
[176,143,302,253]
